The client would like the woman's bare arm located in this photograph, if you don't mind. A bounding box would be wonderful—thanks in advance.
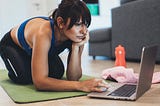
[31,29,107,92]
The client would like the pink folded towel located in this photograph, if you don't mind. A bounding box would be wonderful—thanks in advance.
[101,66,160,84]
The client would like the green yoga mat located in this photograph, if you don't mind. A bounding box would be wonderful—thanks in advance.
[0,69,93,103]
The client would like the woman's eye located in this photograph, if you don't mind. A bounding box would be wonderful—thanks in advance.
[74,22,87,28]
[75,23,82,26]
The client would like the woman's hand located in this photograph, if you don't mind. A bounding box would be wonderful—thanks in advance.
[78,78,109,92]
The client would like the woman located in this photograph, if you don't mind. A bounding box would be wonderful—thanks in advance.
[0,0,108,92]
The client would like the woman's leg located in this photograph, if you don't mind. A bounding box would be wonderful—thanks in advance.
[0,32,32,84]
[48,55,65,79]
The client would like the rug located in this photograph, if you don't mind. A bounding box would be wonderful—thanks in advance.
[0,69,93,103]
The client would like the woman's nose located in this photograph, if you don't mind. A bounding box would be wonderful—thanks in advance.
[81,25,88,35]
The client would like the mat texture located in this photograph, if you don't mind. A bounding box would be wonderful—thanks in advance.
[0,69,93,103]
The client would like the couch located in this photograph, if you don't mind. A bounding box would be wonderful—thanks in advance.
[89,27,112,59]
[88,0,160,62]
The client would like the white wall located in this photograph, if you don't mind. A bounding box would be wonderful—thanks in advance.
[0,0,59,39]
[0,0,120,39]
[89,0,120,30]
[26,0,59,17]
[0,0,27,39]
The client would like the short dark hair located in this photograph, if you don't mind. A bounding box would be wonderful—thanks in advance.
[50,0,91,29]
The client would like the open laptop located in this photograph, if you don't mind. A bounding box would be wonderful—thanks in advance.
[88,45,158,101]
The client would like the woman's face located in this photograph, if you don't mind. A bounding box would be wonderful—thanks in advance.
[63,18,88,43]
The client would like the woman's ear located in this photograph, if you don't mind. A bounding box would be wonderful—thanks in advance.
[56,17,64,29]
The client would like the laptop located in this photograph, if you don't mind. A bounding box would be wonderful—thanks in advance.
[88,45,158,101]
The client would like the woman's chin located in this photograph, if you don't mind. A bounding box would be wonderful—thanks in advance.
[75,39,82,42]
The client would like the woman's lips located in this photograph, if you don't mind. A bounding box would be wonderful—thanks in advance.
[77,36,85,39]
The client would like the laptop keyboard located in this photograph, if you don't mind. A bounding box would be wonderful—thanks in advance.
[108,84,136,97]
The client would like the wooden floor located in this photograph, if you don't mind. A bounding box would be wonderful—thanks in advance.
[0,44,160,106]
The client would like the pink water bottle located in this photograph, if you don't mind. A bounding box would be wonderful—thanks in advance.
[115,45,126,67]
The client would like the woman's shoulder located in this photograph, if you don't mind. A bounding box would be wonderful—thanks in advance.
[28,18,52,36]
[26,18,53,47]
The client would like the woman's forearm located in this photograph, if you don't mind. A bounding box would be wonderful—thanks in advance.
[66,45,84,80]
[34,76,81,91]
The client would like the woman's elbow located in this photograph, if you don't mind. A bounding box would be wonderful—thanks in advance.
[67,74,82,81]
[33,78,46,91]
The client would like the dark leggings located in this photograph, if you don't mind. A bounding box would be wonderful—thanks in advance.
[0,31,64,84]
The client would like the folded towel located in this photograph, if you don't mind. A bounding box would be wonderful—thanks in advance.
[152,72,160,84]
[101,66,160,84]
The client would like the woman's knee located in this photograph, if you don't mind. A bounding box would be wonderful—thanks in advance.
[8,72,32,84]
[1,47,32,84]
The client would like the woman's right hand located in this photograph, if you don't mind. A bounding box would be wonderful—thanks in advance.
[78,78,109,92]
